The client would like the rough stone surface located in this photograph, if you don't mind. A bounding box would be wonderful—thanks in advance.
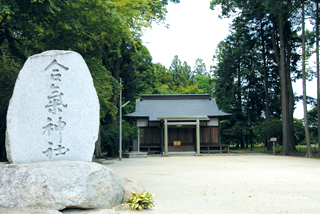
[0,161,123,211]
[6,50,99,163]
[0,211,62,214]
[114,204,130,212]
[61,209,119,214]
[122,177,146,202]
[101,160,114,165]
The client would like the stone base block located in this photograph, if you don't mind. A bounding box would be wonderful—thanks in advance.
[122,152,148,158]
[0,161,123,212]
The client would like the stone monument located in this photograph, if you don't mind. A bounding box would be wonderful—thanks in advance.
[6,50,100,163]
[1,50,124,212]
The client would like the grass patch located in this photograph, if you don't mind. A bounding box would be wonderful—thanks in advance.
[229,144,320,158]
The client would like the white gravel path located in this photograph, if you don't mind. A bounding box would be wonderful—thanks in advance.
[106,155,320,214]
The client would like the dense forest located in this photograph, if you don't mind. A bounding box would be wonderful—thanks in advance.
[0,0,319,159]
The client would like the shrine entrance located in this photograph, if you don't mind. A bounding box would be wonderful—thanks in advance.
[158,116,207,155]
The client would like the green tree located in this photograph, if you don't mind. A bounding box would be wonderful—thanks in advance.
[194,75,215,96]
[193,58,207,77]
[307,0,320,154]
[307,105,318,144]
[0,0,175,158]
[153,63,176,94]
[169,55,192,88]
[191,58,215,96]
[211,0,302,155]
[301,0,313,157]
[213,20,266,148]
[316,0,320,155]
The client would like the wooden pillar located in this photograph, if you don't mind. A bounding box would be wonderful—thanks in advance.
[164,118,168,155]
[196,118,200,155]
[160,124,164,153]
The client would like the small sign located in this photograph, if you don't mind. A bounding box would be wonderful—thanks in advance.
[270,138,277,141]
[173,141,181,146]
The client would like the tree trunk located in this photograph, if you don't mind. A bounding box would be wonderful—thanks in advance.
[111,57,122,126]
[250,129,253,150]
[278,14,291,155]
[316,0,320,155]
[94,124,102,157]
[261,21,272,151]
[285,41,296,152]
[245,130,248,148]
[302,0,313,157]
[238,62,242,112]
[240,133,245,149]
[271,14,296,155]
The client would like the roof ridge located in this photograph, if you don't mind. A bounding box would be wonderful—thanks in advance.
[140,94,211,100]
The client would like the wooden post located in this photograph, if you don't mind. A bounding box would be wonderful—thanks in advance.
[270,138,277,155]
[157,116,207,156]
[160,124,164,153]
[119,78,122,160]
[196,118,200,155]
[164,118,168,155]
[273,141,275,155]
[137,129,140,152]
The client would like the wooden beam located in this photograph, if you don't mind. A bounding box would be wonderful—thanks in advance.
[167,122,197,126]
[157,116,208,120]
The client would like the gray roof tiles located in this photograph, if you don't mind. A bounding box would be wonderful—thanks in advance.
[126,94,231,121]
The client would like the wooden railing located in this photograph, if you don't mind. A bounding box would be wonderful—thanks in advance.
[200,143,229,153]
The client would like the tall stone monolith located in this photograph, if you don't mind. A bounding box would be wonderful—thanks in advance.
[6,50,100,163]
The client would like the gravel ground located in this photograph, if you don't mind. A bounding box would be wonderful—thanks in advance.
[105,154,320,214]
[1,155,319,214]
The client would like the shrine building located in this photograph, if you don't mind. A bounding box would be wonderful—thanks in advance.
[125,94,231,155]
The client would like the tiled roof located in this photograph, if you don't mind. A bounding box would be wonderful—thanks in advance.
[126,94,231,121]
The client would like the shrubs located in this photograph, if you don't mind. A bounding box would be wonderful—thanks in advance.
[124,190,155,211]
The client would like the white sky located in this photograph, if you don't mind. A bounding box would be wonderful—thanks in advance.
[141,0,317,119]
[141,0,232,71]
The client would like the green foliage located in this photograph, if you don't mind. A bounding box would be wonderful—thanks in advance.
[85,58,119,119]
[169,55,192,88]
[122,121,140,152]
[176,85,204,94]
[147,56,214,95]
[124,191,155,211]
[100,119,138,156]
[210,0,305,151]
[252,117,305,146]
[192,74,215,96]
[100,124,119,157]
[0,0,172,159]
[253,119,283,144]
[3,0,312,157]
[0,48,22,159]
[212,19,268,148]
[210,0,307,155]
[307,105,318,144]
[293,118,306,145]
[193,58,207,76]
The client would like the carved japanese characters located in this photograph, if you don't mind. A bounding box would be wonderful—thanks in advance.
[42,60,70,159]
[6,50,99,163]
